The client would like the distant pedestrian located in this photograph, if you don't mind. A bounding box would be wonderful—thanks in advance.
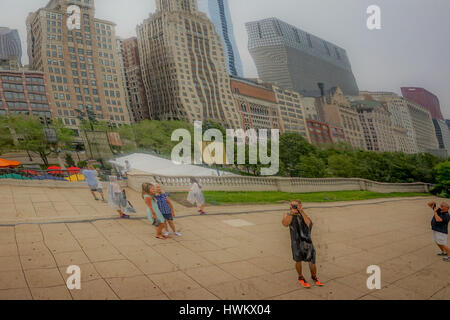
[187,178,206,215]
[81,165,105,202]
[123,160,132,177]
[107,176,130,219]
[142,183,167,240]
[428,201,450,262]
[282,200,324,288]
[155,184,182,237]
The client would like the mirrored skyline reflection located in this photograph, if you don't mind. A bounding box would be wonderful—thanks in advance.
[2,0,450,117]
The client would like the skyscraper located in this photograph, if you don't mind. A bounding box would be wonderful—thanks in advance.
[27,0,131,131]
[401,87,449,155]
[353,100,396,152]
[401,87,443,121]
[120,37,149,122]
[361,92,418,154]
[0,70,52,122]
[137,0,241,128]
[246,18,359,97]
[198,0,243,77]
[0,27,22,67]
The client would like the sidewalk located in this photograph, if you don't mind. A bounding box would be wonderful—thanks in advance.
[0,184,432,225]
[0,185,448,300]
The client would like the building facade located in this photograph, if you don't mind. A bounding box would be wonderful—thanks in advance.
[197,0,243,77]
[230,77,280,131]
[0,27,22,67]
[301,96,318,121]
[246,18,359,97]
[405,99,440,153]
[0,70,52,122]
[315,87,365,150]
[433,118,450,153]
[361,91,418,154]
[353,100,396,152]
[137,0,241,128]
[26,0,131,132]
[116,38,134,123]
[272,85,309,140]
[306,119,345,146]
[120,37,149,122]
[401,87,443,120]
[0,57,20,71]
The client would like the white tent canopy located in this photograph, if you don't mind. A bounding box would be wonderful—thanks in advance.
[110,153,238,177]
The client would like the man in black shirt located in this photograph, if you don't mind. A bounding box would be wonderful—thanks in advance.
[428,201,450,262]
[282,201,324,288]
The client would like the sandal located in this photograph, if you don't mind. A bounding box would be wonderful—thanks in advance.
[156,235,167,240]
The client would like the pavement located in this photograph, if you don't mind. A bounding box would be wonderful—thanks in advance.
[0,184,448,300]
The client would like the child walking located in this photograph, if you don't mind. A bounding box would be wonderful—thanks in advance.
[82,165,106,202]
[155,184,182,237]
[107,176,130,219]
[187,178,206,215]
[142,183,167,240]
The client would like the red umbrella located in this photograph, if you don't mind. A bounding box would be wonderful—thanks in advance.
[67,167,81,175]
[23,170,40,176]
[47,166,63,175]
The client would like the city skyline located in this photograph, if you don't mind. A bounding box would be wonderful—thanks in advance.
[2,0,450,118]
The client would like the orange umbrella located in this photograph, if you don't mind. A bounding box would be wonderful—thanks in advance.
[0,158,21,168]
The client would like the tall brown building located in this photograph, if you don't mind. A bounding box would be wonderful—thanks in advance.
[136,0,241,128]
[315,87,365,150]
[120,37,149,122]
[230,77,280,131]
[306,119,346,146]
[0,70,52,122]
[26,0,131,133]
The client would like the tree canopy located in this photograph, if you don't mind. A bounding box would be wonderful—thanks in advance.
[0,115,75,166]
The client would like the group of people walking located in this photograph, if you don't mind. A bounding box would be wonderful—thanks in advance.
[81,164,206,239]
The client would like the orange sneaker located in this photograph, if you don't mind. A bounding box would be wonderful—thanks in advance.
[312,276,324,286]
[298,276,311,289]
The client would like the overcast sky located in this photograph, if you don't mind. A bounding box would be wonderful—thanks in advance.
[3,0,450,117]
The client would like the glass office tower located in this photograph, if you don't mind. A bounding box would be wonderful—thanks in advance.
[198,0,243,77]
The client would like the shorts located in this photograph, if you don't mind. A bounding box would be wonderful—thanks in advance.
[433,231,448,246]
[89,185,101,192]
[163,213,173,221]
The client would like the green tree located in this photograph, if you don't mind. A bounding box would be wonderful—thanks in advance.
[328,154,357,178]
[7,115,75,166]
[431,161,450,198]
[0,116,15,155]
[65,153,75,167]
[279,132,317,177]
[118,120,194,157]
[296,155,326,178]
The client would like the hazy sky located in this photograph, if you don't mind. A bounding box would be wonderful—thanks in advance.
[3,0,450,117]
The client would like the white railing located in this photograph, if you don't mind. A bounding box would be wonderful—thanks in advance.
[127,173,431,194]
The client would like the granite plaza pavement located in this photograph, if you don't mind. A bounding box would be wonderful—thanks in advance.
[0,184,448,300]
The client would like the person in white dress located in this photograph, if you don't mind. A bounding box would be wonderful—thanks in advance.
[187,178,206,215]
[107,176,130,219]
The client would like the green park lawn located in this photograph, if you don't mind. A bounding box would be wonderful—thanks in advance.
[169,190,431,206]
